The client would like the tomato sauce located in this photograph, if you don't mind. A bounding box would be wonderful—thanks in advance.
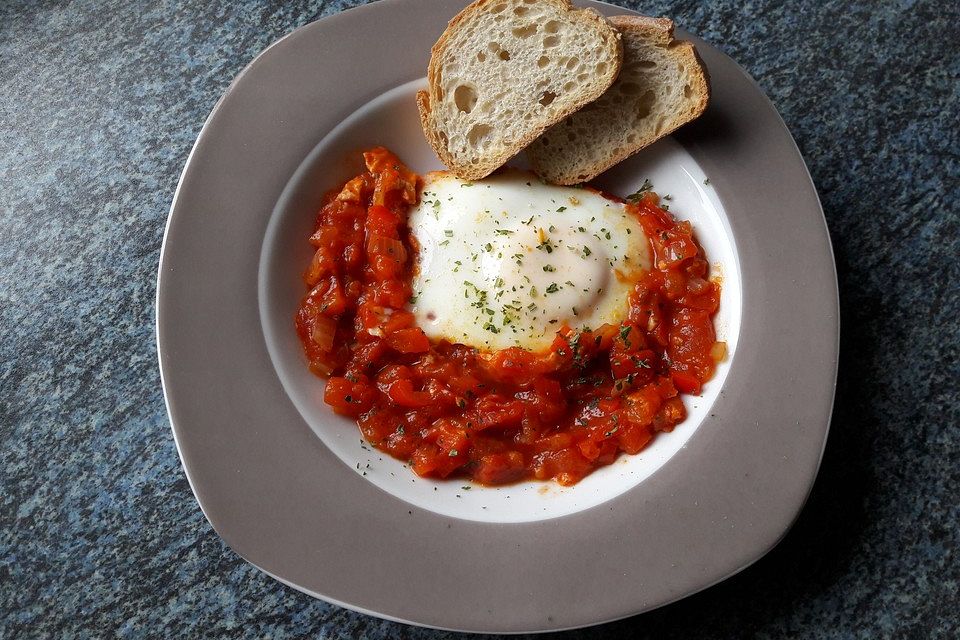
[296,147,723,486]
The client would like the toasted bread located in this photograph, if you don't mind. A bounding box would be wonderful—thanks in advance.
[417,0,623,181]
[527,16,710,185]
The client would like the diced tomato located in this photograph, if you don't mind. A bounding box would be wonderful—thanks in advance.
[366,279,410,309]
[385,379,431,408]
[411,419,471,478]
[678,277,720,313]
[304,245,332,286]
[478,347,558,385]
[473,452,526,485]
[324,376,374,417]
[411,442,467,478]
[533,431,575,453]
[652,397,686,432]
[668,307,717,389]
[386,328,430,353]
[295,147,721,486]
[623,384,662,426]
[533,447,593,485]
[381,309,415,334]
[616,422,653,454]
[671,371,702,395]
[610,348,655,382]
[471,395,525,430]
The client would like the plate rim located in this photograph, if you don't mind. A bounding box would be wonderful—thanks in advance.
[156,0,839,632]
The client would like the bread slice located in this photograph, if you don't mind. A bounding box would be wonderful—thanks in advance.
[417,0,623,181]
[527,16,710,185]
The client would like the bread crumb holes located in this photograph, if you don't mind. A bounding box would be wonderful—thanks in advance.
[468,123,493,147]
[454,85,478,113]
[539,91,557,106]
[512,25,537,38]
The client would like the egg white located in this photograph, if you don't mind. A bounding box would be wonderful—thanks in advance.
[408,170,651,352]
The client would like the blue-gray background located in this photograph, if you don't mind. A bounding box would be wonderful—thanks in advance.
[1,0,957,637]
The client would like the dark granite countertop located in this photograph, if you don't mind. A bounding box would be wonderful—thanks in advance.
[2,0,958,637]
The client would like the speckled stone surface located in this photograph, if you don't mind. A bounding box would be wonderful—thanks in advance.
[1,0,957,637]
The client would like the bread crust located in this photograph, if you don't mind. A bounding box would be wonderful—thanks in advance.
[417,0,623,181]
[611,15,710,123]
[528,15,711,185]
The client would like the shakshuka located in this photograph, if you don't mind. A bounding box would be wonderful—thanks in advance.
[295,147,724,486]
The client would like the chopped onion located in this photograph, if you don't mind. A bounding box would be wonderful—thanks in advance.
[710,341,727,362]
[336,175,366,202]
[310,315,337,352]
[687,277,710,295]
[312,359,335,376]
[367,234,407,263]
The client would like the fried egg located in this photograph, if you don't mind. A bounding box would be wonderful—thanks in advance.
[409,170,651,351]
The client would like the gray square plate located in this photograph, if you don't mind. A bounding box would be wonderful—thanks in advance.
[157,0,838,632]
